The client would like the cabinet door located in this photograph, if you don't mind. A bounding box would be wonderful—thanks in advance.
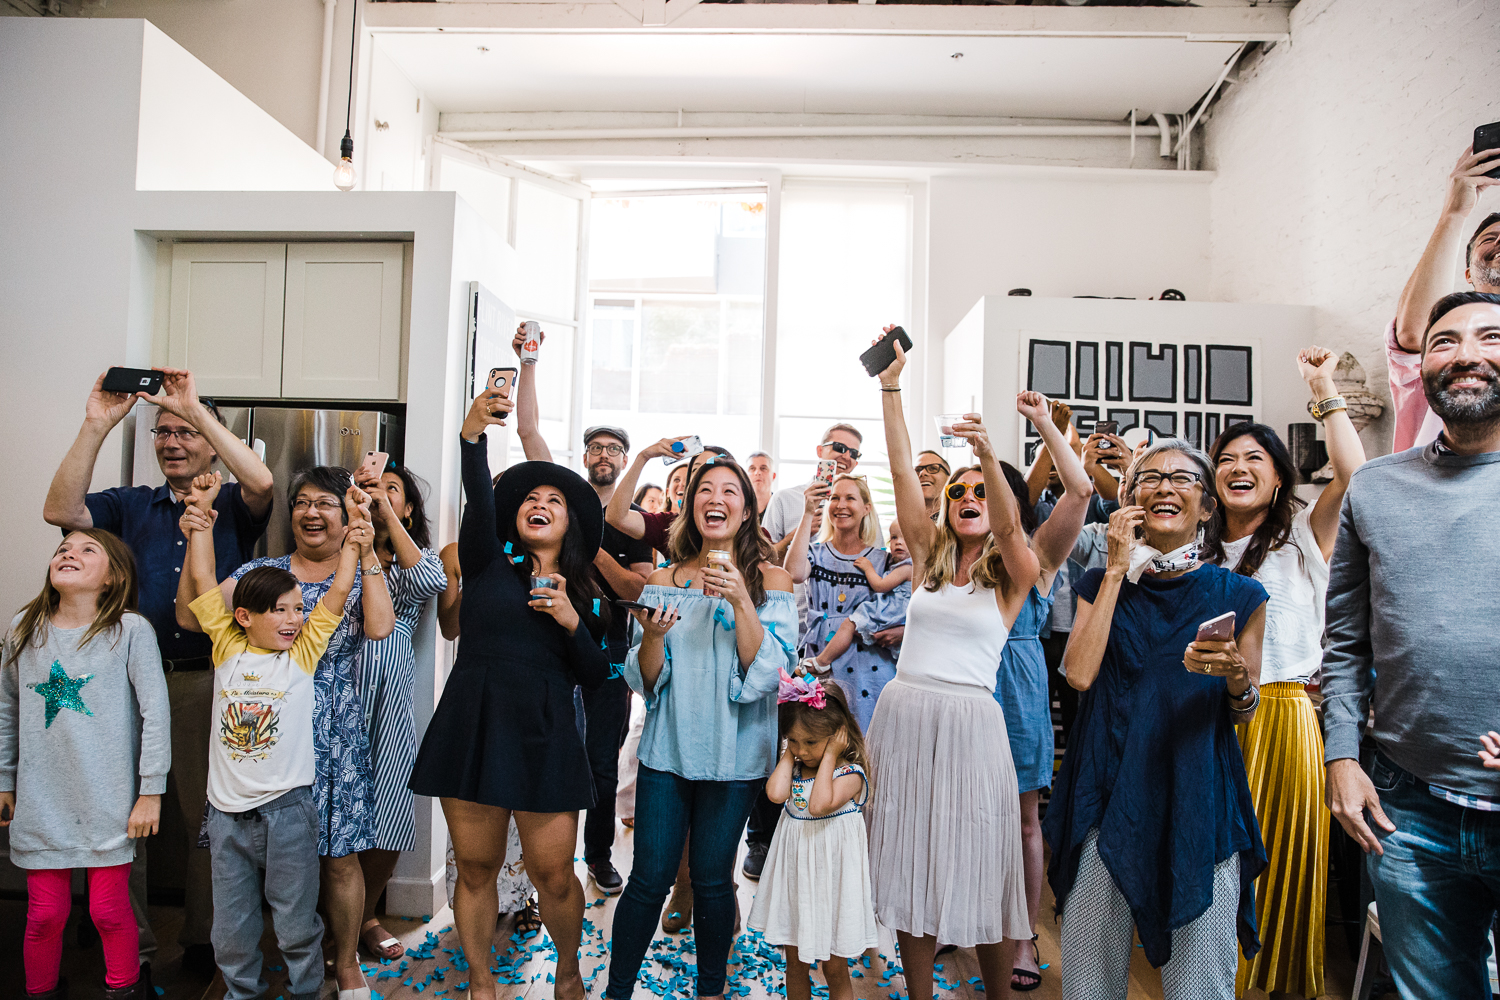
[168,243,286,397]
[281,242,404,400]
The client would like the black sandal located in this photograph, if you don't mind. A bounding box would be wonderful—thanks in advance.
[513,897,543,941]
[1011,934,1042,993]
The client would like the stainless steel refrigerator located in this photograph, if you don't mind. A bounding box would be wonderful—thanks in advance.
[132,405,403,558]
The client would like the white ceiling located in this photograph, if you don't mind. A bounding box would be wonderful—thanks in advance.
[375,32,1242,119]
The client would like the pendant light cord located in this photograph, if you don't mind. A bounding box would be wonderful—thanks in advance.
[344,0,357,134]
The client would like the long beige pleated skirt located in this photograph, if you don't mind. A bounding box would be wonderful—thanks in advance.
[1235,682,1327,998]
[865,674,1030,947]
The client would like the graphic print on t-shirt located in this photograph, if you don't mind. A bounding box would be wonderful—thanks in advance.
[218,682,288,761]
[28,660,94,728]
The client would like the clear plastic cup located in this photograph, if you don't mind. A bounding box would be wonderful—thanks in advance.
[530,575,557,592]
[935,414,968,449]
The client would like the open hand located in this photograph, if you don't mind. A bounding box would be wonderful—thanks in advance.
[84,371,138,430]
[641,436,695,462]
[702,557,751,610]
[853,555,873,573]
[632,603,680,639]
[1105,505,1144,574]
[153,368,208,421]
[1326,757,1395,854]
[530,572,581,633]
[1183,637,1249,686]
[1480,731,1500,771]
[803,482,831,517]
[127,794,161,839]
[872,625,904,648]
[1444,143,1500,218]
[462,386,515,441]
[824,724,849,762]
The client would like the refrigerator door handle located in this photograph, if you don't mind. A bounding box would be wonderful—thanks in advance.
[252,438,267,463]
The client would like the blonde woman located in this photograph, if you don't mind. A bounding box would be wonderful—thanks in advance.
[865,332,1038,1000]
[785,474,897,730]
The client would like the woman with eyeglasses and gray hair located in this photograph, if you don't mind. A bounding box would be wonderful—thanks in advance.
[1042,439,1269,1000]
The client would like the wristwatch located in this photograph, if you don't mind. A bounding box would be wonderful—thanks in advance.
[1309,395,1347,420]
[362,564,385,577]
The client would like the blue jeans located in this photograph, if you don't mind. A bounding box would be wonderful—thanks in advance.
[605,765,760,998]
[1367,750,1500,1000]
[205,786,324,1000]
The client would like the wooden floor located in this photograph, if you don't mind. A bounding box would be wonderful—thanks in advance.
[0,818,1379,1000]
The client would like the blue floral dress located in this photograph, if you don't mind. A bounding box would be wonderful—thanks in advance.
[355,548,446,853]
[232,556,377,858]
[801,543,898,732]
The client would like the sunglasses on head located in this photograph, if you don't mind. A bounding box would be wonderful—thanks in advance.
[945,482,986,502]
[824,441,861,461]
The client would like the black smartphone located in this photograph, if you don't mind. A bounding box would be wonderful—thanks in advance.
[859,327,914,378]
[102,366,164,396]
[615,600,659,613]
[1093,420,1119,448]
[1476,121,1500,180]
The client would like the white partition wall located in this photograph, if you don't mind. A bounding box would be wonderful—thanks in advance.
[943,296,1314,468]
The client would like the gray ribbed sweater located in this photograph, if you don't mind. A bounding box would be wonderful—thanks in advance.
[0,612,170,868]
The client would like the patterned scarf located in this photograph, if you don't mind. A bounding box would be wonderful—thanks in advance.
[1125,538,1201,584]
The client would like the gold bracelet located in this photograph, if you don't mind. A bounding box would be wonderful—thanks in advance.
[1309,394,1347,420]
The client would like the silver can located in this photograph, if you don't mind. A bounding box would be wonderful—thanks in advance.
[520,321,541,366]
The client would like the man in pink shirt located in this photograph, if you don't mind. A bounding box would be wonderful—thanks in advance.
[1387,144,1500,452]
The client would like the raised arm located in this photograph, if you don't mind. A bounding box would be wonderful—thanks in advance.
[1393,145,1500,352]
[43,372,137,529]
[876,337,936,576]
[1062,506,1140,691]
[346,487,394,640]
[607,437,688,541]
[858,558,912,594]
[1300,347,1368,559]
[511,325,552,463]
[324,519,366,615]
[458,387,515,577]
[154,369,273,517]
[958,414,1040,609]
[783,485,828,584]
[1081,433,1127,502]
[354,465,426,571]
[1020,392,1094,578]
[175,474,223,632]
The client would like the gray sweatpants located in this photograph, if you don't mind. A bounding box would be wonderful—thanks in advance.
[1059,828,1241,1000]
[205,786,324,1000]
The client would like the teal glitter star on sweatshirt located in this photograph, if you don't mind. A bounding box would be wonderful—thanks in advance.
[27,660,95,729]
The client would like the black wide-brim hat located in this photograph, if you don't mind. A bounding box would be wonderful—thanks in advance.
[492,461,603,558]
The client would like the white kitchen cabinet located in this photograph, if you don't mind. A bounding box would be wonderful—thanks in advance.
[281,243,404,400]
[166,241,405,400]
[167,243,286,397]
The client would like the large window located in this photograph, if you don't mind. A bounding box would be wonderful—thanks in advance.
[582,193,767,476]
[774,181,912,527]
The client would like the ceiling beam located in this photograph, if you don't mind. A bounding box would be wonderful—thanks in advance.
[363,2,1290,41]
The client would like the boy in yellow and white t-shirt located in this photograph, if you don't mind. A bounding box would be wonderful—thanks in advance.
[173,472,368,1000]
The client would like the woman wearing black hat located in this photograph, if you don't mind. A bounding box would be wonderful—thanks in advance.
[410,386,609,1000]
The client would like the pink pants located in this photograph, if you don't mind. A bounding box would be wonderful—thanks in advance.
[25,864,139,993]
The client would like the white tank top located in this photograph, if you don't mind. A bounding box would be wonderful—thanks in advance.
[1219,508,1329,685]
[896,579,1012,692]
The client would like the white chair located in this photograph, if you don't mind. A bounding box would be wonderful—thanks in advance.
[1350,902,1383,1000]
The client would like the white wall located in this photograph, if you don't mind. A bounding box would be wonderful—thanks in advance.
[1204,0,1500,455]
[924,168,1213,437]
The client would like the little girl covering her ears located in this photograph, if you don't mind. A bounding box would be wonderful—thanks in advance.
[1,529,170,1000]
[747,675,878,1000]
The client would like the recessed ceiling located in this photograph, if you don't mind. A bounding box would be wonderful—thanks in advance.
[375,32,1242,119]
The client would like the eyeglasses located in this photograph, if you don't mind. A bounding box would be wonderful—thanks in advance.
[291,499,343,513]
[150,427,202,442]
[944,482,986,502]
[823,441,861,461]
[585,443,626,457]
[914,463,948,477]
[1132,471,1203,490]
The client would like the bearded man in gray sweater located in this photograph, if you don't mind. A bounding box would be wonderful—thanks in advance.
[1322,290,1500,1000]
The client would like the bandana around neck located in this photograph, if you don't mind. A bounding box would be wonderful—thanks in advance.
[1126,538,1201,584]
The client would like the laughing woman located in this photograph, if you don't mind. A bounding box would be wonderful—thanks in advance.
[410,385,609,1000]
[1045,440,1268,1000]
[1212,346,1365,1000]
[867,335,1039,1000]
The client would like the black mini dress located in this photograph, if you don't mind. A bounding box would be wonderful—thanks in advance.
[409,436,609,812]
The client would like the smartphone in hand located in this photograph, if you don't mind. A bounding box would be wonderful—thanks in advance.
[102,366,164,396]
[1196,611,1235,644]
[359,450,389,480]
[859,326,914,377]
[1476,121,1500,180]
[1093,420,1119,446]
[815,458,838,486]
[488,367,518,399]
[615,599,659,613]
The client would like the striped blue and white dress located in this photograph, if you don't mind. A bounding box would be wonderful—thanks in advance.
[356,548,446,852]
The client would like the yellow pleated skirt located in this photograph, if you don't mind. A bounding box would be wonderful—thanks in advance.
[1235,682,1327,999]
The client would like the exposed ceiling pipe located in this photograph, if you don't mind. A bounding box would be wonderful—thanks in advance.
[1174,40,1250,156]
[315,0,339,158]
[1151,112,1173,158]
[438,123,1162,143]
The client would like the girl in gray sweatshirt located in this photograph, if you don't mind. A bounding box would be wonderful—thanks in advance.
[0,528,170,999]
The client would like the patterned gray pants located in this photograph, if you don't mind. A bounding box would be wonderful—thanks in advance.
[1059,828,1240,1000]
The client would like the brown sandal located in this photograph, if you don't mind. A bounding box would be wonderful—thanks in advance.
[360,919,404,962]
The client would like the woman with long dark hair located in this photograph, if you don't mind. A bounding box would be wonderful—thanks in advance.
[1211,347,1365,1000]
[410,386,609,1000]
[350,463,447,961]
[866,334,1039,1000]
[605,457,797,1000]
[1045,439,1268,1000]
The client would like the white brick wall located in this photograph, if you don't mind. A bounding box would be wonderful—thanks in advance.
[1204,0,1500,454]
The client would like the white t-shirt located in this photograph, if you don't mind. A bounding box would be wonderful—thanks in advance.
[191,589,343,812]
[1219,509,1329,685]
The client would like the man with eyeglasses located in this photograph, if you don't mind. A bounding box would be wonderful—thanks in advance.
[913,450,951,521]
[43,367,273,981]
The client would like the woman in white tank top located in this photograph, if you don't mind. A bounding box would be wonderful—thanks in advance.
[863,330,1041,1000]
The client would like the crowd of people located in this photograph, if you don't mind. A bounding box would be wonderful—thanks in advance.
[2,144,1499,1000]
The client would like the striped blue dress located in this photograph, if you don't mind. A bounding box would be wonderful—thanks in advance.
[355,548,446,853]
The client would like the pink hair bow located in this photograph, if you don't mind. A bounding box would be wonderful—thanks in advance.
[778,668,826,709]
